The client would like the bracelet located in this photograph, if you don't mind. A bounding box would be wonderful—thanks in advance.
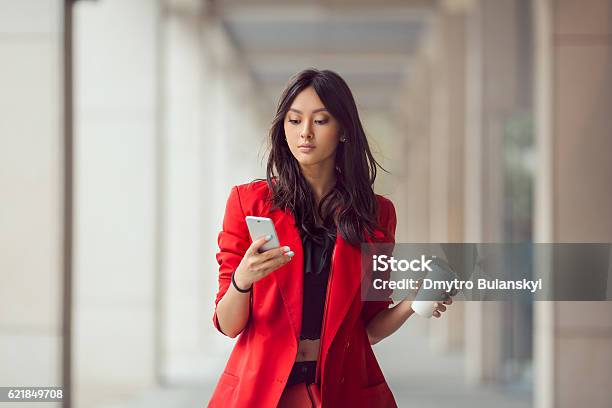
[231,271,252,293]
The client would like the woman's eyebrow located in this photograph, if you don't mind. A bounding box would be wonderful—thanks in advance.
[288,108,328,114]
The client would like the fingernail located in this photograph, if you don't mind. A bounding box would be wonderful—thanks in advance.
[283,246,291,252]
[286,251,294,257]
[265,234,272,241]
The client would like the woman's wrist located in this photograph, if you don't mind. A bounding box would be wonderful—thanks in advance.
[232,270,252,293]
[399,298,416,317]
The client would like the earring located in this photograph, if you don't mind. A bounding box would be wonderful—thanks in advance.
[340,136,347,143]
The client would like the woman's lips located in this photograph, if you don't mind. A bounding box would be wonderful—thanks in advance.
[298,146,315,153]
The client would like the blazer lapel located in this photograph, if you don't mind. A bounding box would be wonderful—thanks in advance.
[321,227,386,375]
[319,232,362,356]
[269,207,304,342]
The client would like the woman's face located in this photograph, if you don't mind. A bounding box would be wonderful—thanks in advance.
[284,86,342,168]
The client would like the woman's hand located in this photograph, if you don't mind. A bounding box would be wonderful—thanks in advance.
[233,235,295,290]
[432,294,453,318]
[215,235,294,338]
[405,280,456,318]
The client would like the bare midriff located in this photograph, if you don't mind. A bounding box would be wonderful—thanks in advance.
[295,338,320,362]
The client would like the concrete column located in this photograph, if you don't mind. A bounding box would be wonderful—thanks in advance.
[533,1,612,407]
[386,52,435,340]
[159,2,268,384]
[427,7,468,353]
[72,1,161,406]
[199,16,269,377]
[393,51,432,244]
[0,2,66,407]
[463,0,522,384]
[160,3,210,383]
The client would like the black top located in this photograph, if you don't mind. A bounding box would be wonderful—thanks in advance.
[298,221,337,340]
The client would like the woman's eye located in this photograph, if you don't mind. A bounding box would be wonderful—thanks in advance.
[287,118,328,125]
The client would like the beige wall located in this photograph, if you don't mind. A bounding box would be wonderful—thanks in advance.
[534,1,612,407]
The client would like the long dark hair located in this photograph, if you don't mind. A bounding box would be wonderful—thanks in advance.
[265,68,386,247]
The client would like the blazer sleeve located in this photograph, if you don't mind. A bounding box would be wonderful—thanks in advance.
[212,185,251,335]
[360,197,397,326]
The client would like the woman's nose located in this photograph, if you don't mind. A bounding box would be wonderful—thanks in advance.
[300,121,313,138]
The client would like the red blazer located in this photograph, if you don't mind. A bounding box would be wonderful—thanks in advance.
[208,180,398,408]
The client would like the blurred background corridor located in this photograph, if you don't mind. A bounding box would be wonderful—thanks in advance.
[1,0,611,407]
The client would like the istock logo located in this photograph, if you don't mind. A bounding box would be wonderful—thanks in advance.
[372,254,434,272]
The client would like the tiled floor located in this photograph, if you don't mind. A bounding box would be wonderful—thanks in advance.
[376,319,532,408]
[97,318,531,408]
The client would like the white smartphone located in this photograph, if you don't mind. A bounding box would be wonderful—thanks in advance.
[245,216,281,253]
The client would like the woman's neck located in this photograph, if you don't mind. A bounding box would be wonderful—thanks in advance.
[299,161,336,206]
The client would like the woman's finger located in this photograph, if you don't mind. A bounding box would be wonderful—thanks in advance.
[256,249,294,276]
[248,235,273,255]
[258,245,291,262]
[435,303,447,313]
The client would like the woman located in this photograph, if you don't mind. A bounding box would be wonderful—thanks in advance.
[208,68,452,407]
